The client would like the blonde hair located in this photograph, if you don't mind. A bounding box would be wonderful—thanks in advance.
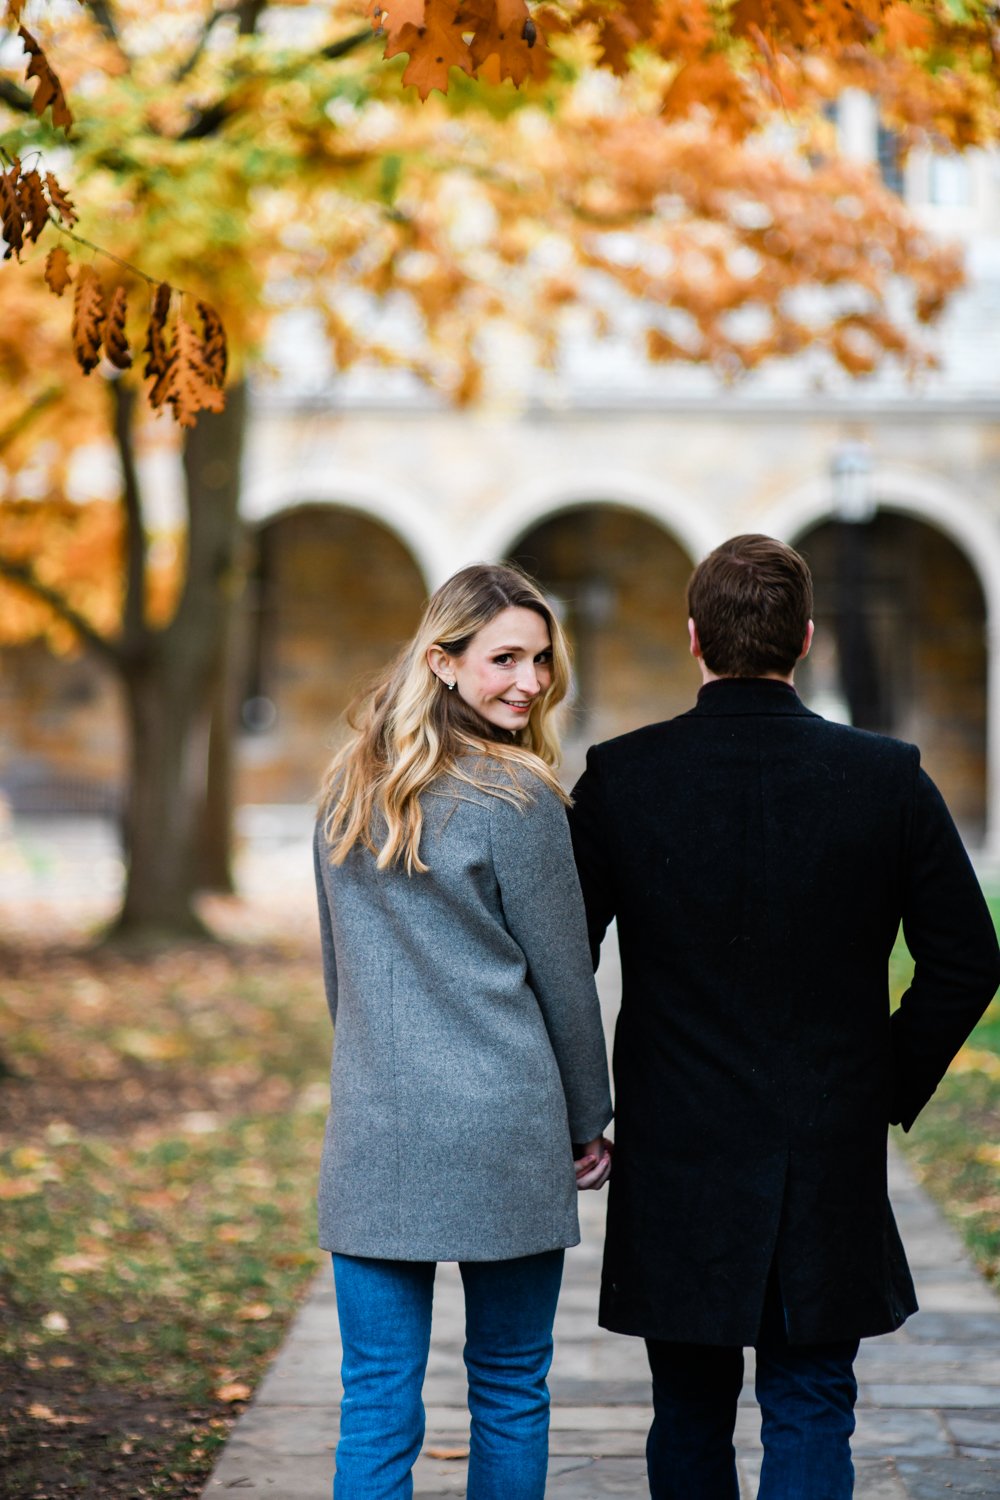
[319,562,572,874]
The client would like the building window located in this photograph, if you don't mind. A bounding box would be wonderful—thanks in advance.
[876,124,905,196]
[928,153,972,208]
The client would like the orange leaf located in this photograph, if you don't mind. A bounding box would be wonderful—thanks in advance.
[43,245,73,296]
[235,1302,272,1321]
[44,172,77,227]
[17,168,50,243]
[71,266,106,375]
[197,300,228,386]
[661,55,760,138]
[464,0,549,86]
[144,282,173,402]
[215,1382,252,1403]
[651,0,713,58]
[104,285,132,371]
[0,169,24,261]
[371,0,425,45]
[385,0,474,100]
[882,2,932,52]
[18,26,73,132]
[159,316,226,428]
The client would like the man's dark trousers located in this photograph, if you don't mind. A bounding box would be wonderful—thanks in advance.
[644,1271,858,1500]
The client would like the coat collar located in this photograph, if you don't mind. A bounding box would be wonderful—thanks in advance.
[688,677,818,718]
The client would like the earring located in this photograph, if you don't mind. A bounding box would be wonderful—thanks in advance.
[445,679,456,691]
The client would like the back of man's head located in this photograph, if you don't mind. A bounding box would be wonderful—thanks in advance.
[687,534,813,678]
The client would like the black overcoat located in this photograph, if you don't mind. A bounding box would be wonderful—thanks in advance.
[569,677,1000,1347]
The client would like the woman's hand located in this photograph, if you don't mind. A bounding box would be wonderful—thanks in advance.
[573,1135,613,1190]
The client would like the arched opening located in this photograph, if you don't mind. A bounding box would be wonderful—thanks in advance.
[238,505,427,805]
[795,511,987,843]
[510,505,697,784]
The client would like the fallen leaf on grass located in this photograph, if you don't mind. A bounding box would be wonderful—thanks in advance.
[236,1302,272,1322]
[0,1177,42,1198]
[426,1446,470,1460]
[28,1402,88,1426]
[41,1311,68,1332]
[52,1252,108,1274]
[215,1381,252,1402]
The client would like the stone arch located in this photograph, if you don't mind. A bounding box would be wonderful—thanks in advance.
[774,474,995,849]
[507,502,699,784]
[242,467,448,591]
[237,503,427,805]
[757,466,1000,622]
[463,470,719,570]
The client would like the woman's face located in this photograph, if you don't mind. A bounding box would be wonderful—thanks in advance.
[439,605,554,733]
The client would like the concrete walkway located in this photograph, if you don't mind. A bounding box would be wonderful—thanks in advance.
[202,1143,1000,1498]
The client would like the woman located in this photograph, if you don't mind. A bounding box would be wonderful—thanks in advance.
[314,562,613,1499]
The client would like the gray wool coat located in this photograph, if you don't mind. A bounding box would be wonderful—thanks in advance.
[313,764,613,1262]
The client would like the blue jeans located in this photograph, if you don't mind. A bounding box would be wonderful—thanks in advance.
[645,1276,859,1499]
[331,1248,564,1500]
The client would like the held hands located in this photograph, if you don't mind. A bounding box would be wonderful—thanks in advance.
[573,1135,613,1191]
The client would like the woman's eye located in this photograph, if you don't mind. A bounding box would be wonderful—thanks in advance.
[535,650,553,664]
[494,653,515,665]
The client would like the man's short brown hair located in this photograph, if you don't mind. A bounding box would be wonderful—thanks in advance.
[687,534,813,678]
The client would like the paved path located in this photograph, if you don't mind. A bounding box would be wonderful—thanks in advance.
[201,1150,1000,1499]
[5,818,998,1497]
[202,910,1000,1500]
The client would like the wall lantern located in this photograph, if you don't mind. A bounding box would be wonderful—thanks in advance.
[830,439,876,524]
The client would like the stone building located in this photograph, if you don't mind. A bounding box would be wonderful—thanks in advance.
[3,98,1000,850]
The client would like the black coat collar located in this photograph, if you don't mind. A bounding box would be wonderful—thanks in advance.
[688,677,817,718]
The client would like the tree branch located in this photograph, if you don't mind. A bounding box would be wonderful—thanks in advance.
[178,27,375,140]
[0,554,121,665]
[174,6,232,83]
[0,386,63,455]
[321,27,375,62]
[83,0,121,47]
[0,77,33,113]
[110,377,148,652]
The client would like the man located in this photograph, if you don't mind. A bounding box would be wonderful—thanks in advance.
[568,534,1000,1500]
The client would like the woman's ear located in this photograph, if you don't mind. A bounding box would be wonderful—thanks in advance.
[426,645,454,686]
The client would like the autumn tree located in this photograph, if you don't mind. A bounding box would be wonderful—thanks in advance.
[1,0,994,937]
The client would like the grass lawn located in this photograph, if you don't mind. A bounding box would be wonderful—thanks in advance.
[0,915,332,1498]
[890,895,1000,1287]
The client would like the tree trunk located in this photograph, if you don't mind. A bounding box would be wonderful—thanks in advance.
[196,628,240,893]
[109,381,248,940]
[114,651,214,938]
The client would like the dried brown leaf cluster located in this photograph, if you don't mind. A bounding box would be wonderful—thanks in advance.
[370,0,1000,151]
[1,13,229,426]
[0,156,76,262]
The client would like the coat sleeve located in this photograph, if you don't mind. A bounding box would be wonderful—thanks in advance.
[567,747,618,969]
[891,765,1000,1131]
[490,781,613,1144]
[313,821,339,1028]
